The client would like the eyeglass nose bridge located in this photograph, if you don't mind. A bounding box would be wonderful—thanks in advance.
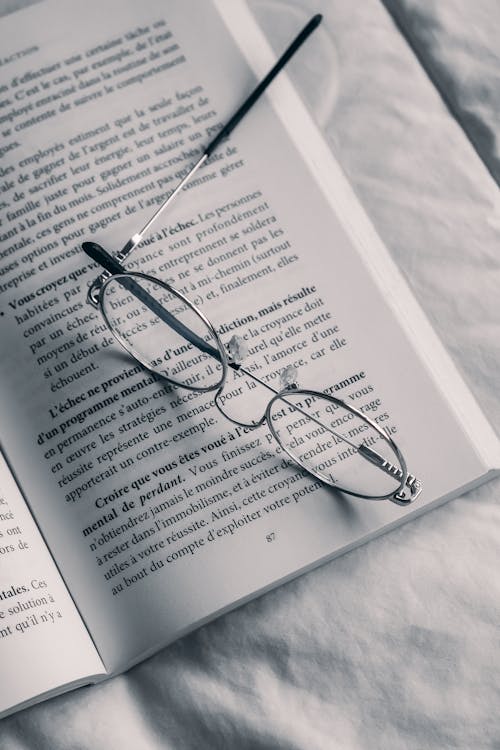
[214,382,268,430]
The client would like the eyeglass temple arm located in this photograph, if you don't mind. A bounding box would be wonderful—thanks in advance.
[122,13,323,257]
[203,14,322,158]
[83,242,223,361]
[86,14,323,305]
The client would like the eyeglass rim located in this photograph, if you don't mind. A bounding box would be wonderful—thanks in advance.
[98,273,409,500]
[98,271,229,394]
[265,388,408,501]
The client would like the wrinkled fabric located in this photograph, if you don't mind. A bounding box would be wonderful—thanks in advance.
[1,1,499,748]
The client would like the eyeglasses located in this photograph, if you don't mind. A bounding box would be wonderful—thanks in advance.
[82,16,422,506]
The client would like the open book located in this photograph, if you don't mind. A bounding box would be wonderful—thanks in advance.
[1,0,499,719]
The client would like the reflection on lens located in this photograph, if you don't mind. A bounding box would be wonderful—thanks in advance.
[101,273,225,391]
[267,390,404,498]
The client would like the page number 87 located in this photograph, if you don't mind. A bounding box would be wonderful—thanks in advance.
[266,532,276,543]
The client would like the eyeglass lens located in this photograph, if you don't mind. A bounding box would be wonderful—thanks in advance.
[101,273,225,391]
[268,391,404,498]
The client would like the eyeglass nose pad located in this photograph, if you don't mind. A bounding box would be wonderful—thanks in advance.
[214,385,267,430]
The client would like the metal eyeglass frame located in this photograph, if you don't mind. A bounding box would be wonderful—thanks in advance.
[83,241,421,506]
[81,15,422,505]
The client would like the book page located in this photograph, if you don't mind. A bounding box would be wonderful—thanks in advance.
[0,452,104,717]
[0,0,495,671]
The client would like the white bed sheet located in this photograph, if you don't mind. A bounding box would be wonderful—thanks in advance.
[1,0,499,747]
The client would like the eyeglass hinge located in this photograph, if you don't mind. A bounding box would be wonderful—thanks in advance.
[391,474,422,506]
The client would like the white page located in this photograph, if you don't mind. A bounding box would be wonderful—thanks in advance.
[0,0,497,671]
[0,453,104,717]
